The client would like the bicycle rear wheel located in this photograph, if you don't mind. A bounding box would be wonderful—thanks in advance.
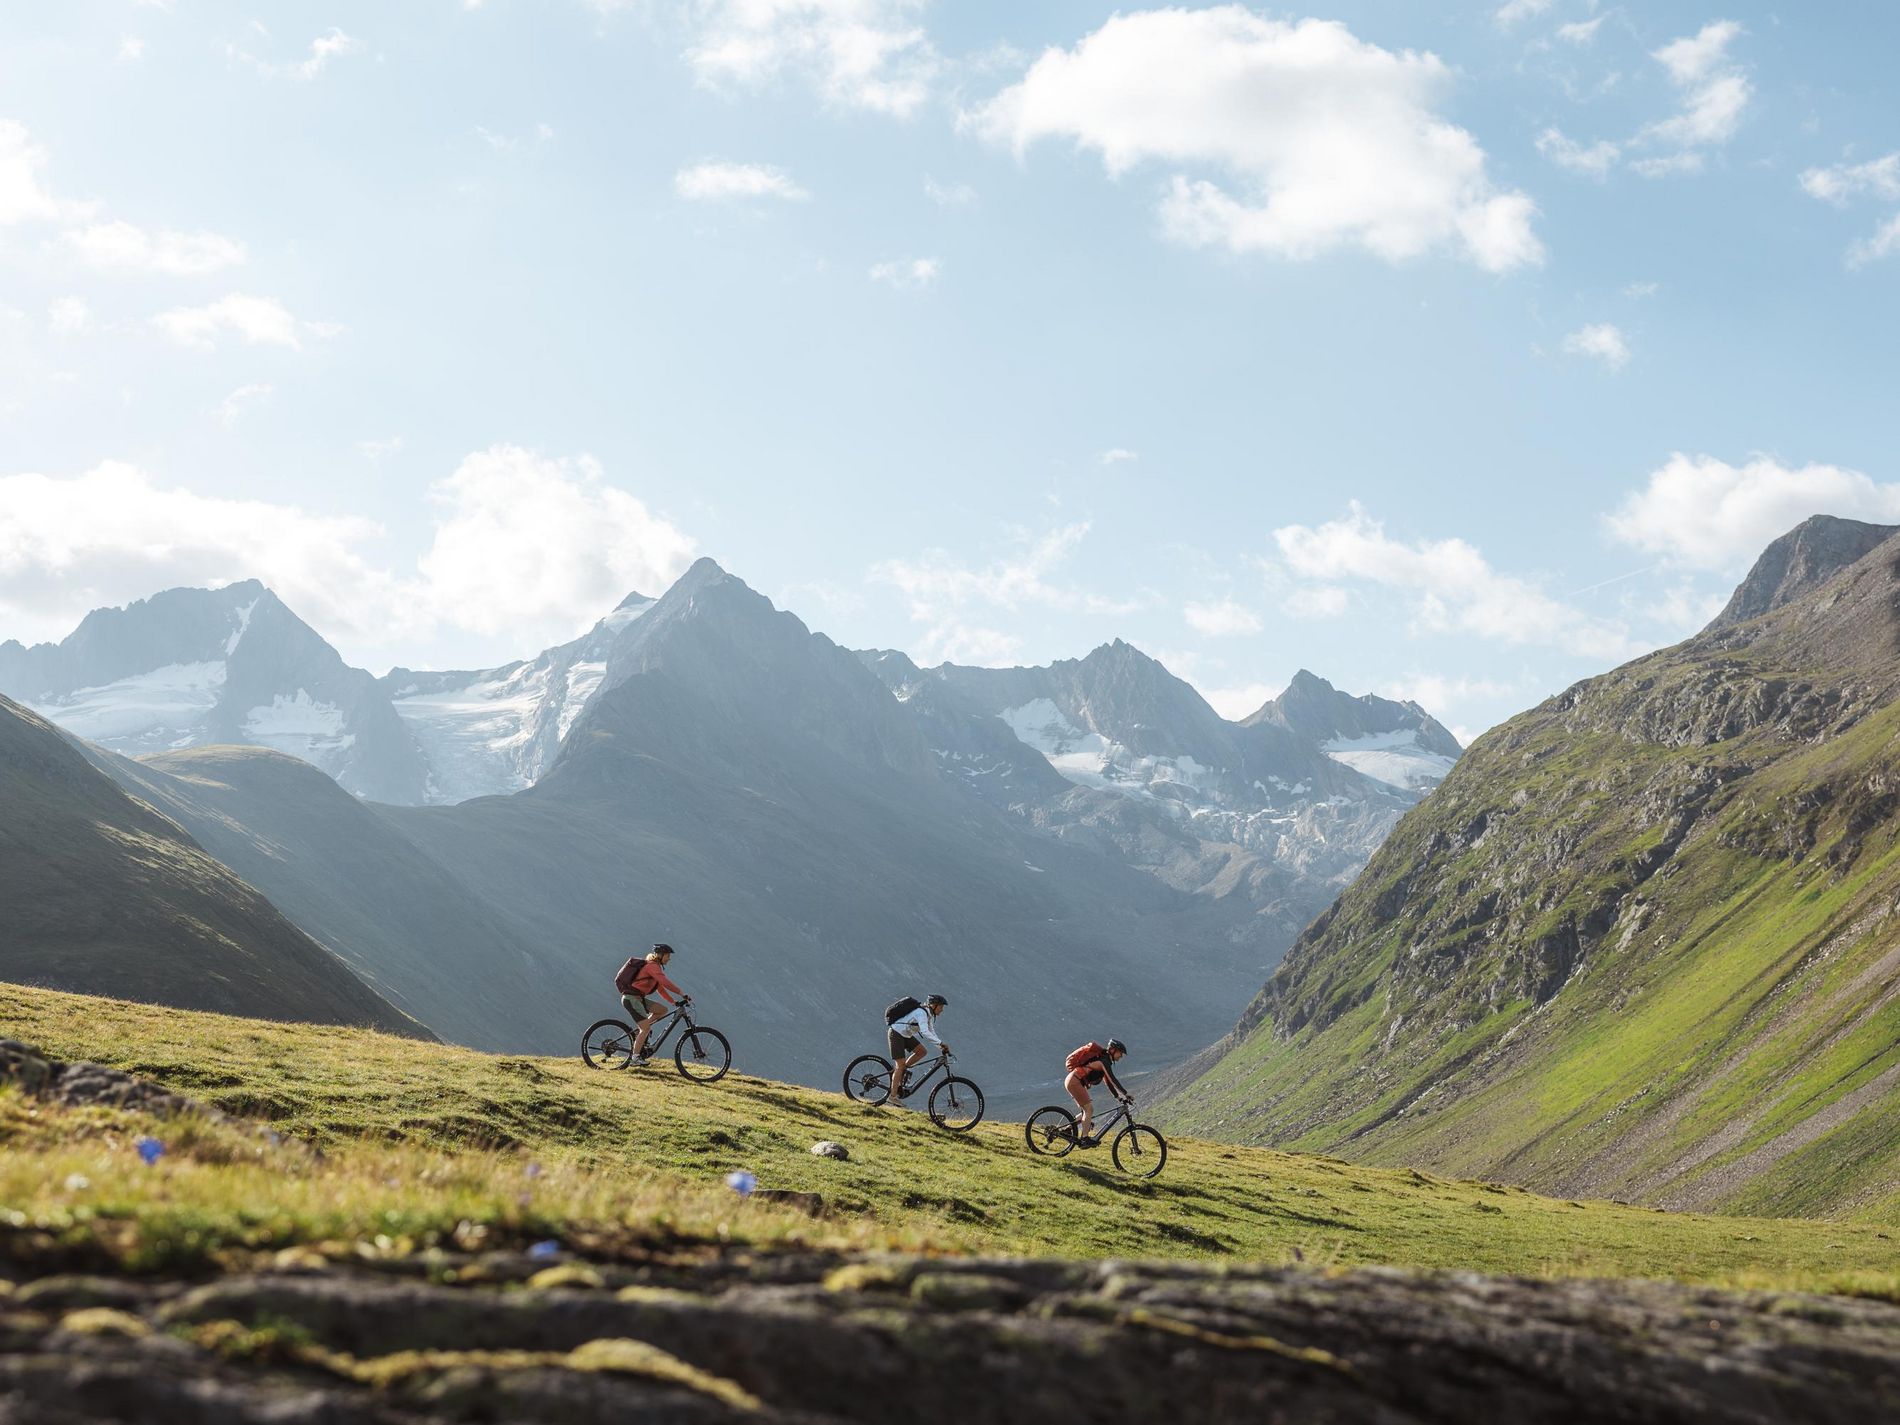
[581,1019,636,1070]
[674,1027,731,1083]
[842,1054,893,1104]
[928,1075,985,1132]
[1024,1106,1078,1157]
[1112,1123,1168,1178]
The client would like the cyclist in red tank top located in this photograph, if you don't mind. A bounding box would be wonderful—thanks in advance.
[1063,1038,1128,1147]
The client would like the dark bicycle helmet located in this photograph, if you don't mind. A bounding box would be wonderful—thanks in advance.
[1107,1038,1127,1054]
[926,993,949,1008]
[653,943,675,955]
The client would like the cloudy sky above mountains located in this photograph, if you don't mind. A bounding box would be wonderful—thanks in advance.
[1,2,1895,737]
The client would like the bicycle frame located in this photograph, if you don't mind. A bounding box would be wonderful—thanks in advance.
[1081,1097,1133,1138]
[889,1051,955,1101]
[639,1002,698,1056]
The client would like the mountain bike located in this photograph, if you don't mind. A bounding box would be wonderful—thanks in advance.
[841,1049,985,1131]
[1024,1094,1167,1178]
[580,999,731,1083]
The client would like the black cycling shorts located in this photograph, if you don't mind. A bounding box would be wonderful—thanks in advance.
[888,1029,920,1058]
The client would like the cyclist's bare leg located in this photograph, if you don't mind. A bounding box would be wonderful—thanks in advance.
[629,1008,664,1060]
[890,1044,927,1099]
[1064,1069,1095,1141]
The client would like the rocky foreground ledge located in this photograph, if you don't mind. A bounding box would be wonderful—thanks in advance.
[3,1246,1897,1424]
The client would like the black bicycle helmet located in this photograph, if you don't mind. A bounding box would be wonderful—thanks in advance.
[1107,1038,1127,1054]
[926,993,949,1008]
[653,942,675,955]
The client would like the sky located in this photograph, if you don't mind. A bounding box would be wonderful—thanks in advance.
[1,1,1896,742]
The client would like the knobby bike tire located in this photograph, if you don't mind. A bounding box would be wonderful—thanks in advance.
[928,1075,986,1132]
[1112,1123,1168,1178]
[843,1054,894,1104]
[674,1026,732,1083]
[1024,1105,1078,1157]
[581,1019,636,1070]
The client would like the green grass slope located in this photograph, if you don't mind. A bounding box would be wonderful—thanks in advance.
[0,697,423,1039]
[3,983,1897,1296]
[1155,530,1900,1220]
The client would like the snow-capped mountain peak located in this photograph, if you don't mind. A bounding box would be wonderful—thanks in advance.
[0,581,426,801]
[381,591,656,803]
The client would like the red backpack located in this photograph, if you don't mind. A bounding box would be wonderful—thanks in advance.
[1066,1042,1107,1072]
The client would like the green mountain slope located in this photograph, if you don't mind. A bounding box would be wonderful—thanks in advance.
[1155,520,1900,1218]
[89,743,565,1049]
[0,697,424,1038]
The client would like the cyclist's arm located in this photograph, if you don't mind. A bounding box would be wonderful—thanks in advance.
[653,967,683,1004]
[1103,1063,1130,1099]
[911,1012,944,1049]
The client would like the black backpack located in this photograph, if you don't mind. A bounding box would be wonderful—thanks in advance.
[885,995,922,1025]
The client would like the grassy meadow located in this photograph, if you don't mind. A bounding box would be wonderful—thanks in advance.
[2,982,1897,1298]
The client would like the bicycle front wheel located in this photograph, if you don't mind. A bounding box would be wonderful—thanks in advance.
[581,1019,636,1070]
[1024,1106,1078,1157]
[842,1054,893,1104]
[674,1027,732,1083]
[1112,1123,1168,1178]
[928,1075,985,1132]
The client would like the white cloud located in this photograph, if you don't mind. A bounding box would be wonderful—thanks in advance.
[0,120,71,226]
[118,35,146,62]
[1282,585,1348,618]
[1537,128,1620,180]
[358,436,405,462]
[685,0,938,117]
[1557,16,1606,45]
[923,175,977,207]
[1198,681,1277,720]
[1184,597,1262,637]
[1495,0,1554,24]
[1634,21,1750,171]
[870,521,1137,664]
[1561,322,1630,371]
[228,27,362,82]
[1801,154,1900,267]
[47,297,91,336]
[213,382,272,428]
[476,123,555,156]
[916,621,1023,665]
[1098,448,1139,465]
[1850,214,1900,267]
[674,160,810,202]
[1623,280,1660,297]
[153,294,333,351]
[0,461,398,650]
[1539,22,1751,182]
[0,450,697,663]
[1274,502,1640,660]
[416,446,697,644]
[1645,578,1727,631]
[869,255,940,288]
[64,220,247,276]
[295,28,360,80]
[1801,153,1900,206]
[1381,673,1515,717]
[1605,453,1900,570]
[970,9,1542,273]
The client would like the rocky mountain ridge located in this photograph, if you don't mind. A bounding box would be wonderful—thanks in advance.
[1155,517,1900,1218]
